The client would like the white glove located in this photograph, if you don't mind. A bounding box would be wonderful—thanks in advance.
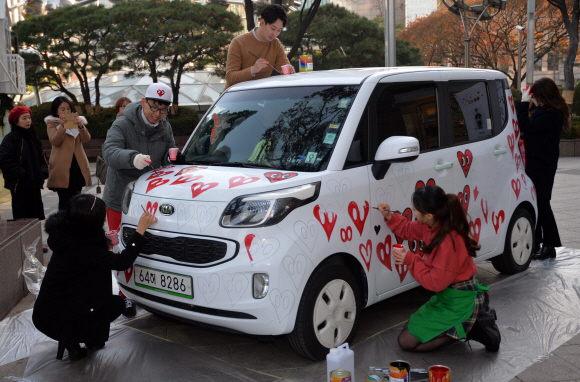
[521,85,533,102]
[133,154,151,170]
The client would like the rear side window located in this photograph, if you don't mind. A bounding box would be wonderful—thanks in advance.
[495,79,508,127]
[449,81,493,144]
[375,83,439,151]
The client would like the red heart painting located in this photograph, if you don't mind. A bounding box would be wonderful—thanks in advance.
[170,174,203,186]
[457,150,473,178]
[340,226,353,243]
[146,170,174,180]
[245,234,256,261]
[359,240,372,271]
[521,173,527,187]
[229,176,260,189]
[376,234,392,271]
[395,207,413,245]
[507,134,515,158]
[473,186,479,201]
[146,178,169,193]
[314,205,337,241]
[513,119,520,139]
[518,138,527,169]
[191,181,219,199]
[492,210,505,234]
[146,201,158,215]
[508,96,514,114]
[348,201,370,236]
[264,171,298,183]
[514,153,521,172]
[415,178,436,191]
[511,178,521,200]
[395,264,408,283]
[175,166,206,176]
[481,199,488,224]
[531,186,536,201]
[458,185,470,212]
[124,265,134,283]
[469,218,482,243]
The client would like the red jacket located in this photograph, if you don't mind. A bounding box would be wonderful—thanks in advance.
[386,213,477,292]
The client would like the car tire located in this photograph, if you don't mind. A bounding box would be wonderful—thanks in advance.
[288,262,361,361]
[491,208,535,274]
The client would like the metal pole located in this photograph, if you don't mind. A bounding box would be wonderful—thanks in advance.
[517,29,522,90]
[388,0,396,66]
[526,0,535,85]
[33,85,42,106]
[384,0,388,66]
[464,38,470,68]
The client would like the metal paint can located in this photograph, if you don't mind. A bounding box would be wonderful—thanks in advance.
[389,360,410,382]
[299,54,313,72]
[429,365,451,382]
[330,369,352,381]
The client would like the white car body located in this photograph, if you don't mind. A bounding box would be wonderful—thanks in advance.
[115,67,536,357]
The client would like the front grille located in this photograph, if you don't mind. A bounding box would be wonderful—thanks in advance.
[122,227,228,264]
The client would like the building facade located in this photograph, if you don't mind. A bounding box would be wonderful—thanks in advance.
[319,0,405,24]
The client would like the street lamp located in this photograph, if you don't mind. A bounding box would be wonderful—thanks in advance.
[441,0,507,67]
[516,25,525,90]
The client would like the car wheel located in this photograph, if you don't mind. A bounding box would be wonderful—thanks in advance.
[288,262,361,361]
[491,208,534,274]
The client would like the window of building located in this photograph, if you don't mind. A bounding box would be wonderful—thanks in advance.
[448,81,492,144]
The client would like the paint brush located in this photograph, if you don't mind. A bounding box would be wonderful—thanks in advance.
[141,205,146,213]
[373,207,412,216]
[149,164,160,176]
[248,51,281,74]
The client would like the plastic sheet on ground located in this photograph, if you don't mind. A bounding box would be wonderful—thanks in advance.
[281,248,580,382]
[6,248,580,382]
[22,237,45,297]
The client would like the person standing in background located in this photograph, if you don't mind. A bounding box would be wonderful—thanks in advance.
[225,4,295,90]
[108,97,132,129]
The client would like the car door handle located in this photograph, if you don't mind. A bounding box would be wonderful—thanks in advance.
[494,147,508,156]
[434,162,453,171]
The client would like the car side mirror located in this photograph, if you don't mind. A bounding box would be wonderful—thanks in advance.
[372,136,420,180]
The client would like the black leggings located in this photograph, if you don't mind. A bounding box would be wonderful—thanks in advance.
[536,198,561,247]
[56,188,81,211]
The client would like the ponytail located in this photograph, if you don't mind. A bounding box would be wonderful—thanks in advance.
[412,185,480,257]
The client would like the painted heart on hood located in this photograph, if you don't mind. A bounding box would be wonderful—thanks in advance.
[191,181,218,199]
[170,174,203,186]
[229,176,260,188]
[146,178,169,193]
[264,171,298,183]
[147,170,174,180]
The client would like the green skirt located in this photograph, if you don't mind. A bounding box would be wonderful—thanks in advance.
[408,280,489,343]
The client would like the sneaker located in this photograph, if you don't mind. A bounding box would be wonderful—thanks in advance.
[466,309,501,352]
[123,298,137,318]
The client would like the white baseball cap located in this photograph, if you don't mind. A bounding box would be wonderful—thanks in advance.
[145,83,172,104]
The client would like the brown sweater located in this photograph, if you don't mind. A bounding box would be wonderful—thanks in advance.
[225,30,290,90]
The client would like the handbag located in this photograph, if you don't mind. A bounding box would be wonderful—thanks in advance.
[96,156,108,185]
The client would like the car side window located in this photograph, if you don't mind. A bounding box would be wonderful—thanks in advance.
[495,79,508,127]
[375,83,439,151]
[448,81,493,144]
[344,106,369,169]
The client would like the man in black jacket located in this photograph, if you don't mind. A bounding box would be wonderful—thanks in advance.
[0,106,48,220]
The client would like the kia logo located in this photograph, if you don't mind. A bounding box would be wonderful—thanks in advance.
[157,89,165,97]
[159,204,175,216]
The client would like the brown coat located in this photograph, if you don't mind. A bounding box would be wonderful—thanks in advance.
[45,116,92,189]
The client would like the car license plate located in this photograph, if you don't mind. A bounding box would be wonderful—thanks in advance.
[133,265,193,299]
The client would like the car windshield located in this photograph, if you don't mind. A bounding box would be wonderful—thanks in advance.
[182,85,360,171]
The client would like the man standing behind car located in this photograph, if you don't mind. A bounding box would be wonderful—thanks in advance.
[102,83,176,317]
[224,4,295,90]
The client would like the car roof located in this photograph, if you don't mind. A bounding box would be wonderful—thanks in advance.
[226,67,507,91]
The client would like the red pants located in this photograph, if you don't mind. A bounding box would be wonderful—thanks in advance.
[107,208,122,231]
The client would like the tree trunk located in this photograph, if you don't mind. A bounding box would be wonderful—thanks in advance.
[287,0,322,61]
[244,0,255,31]
[564,18,579,90]
[94,75,102,114]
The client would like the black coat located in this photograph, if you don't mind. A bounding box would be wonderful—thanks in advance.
[32,211,145,344]
[516,102,563,200]
[0,127,48,192]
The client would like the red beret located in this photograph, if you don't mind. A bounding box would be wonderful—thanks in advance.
[8,106,32,125]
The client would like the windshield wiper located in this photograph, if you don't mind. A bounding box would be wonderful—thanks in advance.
[209,162,273,169]
[183,160,210,165]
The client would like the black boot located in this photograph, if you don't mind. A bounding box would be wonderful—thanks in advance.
[532,246,556,260]
[533,243,542,255]
[85,342,105,350]
[466,309,501,352]
[56,342,88,361]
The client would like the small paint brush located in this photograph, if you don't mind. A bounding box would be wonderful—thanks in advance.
[373,207,412,216]
[248,51,281,74]
[149,164,160,176]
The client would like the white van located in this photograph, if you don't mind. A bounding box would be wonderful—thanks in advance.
[116,67,536,361]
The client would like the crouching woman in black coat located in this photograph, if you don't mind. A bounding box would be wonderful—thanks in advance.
[33,194,157,361]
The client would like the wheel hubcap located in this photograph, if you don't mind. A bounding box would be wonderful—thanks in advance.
[511,216,533,265]
[313,279,356,349]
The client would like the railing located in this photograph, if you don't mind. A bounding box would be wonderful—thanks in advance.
[0,54,25,95]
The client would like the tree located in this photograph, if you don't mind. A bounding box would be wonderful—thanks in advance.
[279,4,422,69]
[244,0,255,31]
[399,0,567,86]
[285,0,323,61]
[156,0,242,112]
[548,0,580,91]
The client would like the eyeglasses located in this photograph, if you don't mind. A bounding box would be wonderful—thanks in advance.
[146,100,169,115]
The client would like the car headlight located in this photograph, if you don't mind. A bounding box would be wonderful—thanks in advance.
[121,181,136,215]
[220,182,320,228]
